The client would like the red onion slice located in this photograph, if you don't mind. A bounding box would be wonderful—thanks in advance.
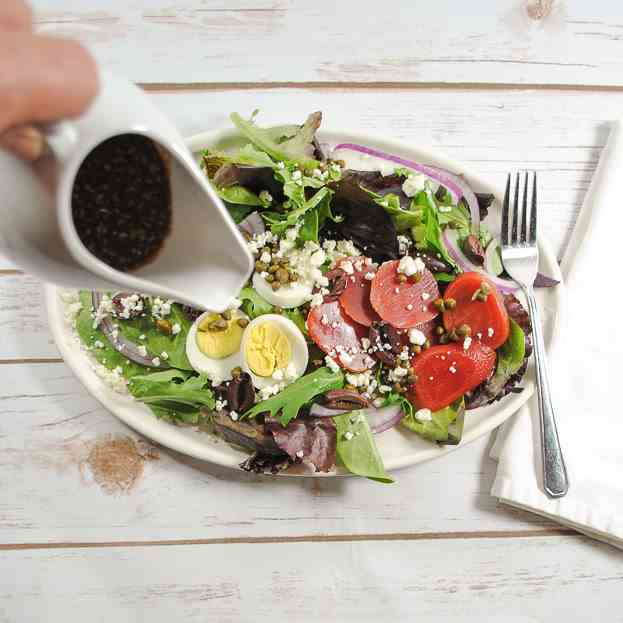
[333,142,480,233]
[91,291,169,368]
[308,403,404,434]
[442,229,520,294]
[238,211,265,238]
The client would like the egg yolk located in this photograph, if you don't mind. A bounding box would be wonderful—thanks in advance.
[245,322,291,377]
[196,313,243,359]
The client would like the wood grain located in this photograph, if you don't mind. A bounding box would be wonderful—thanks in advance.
[1,536,620,622]
[0,361,557,544]
[29,0,623,88]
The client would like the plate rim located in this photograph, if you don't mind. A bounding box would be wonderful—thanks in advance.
[44,127,566,475]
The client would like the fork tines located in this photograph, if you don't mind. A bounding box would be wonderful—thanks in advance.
[502,171,537,247]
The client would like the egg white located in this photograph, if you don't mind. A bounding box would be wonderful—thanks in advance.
[252,272,312,309]
[240,314,309,389]
[186,310,247,385]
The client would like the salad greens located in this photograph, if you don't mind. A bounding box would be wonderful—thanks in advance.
[128,369,215,423]
[244,367,344,426]
[333,411,394,483]
[402,399,465,445]
[239,286,274,319]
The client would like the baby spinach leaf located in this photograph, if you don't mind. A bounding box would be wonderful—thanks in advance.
[245,367,344,426]
[333,411,394,483]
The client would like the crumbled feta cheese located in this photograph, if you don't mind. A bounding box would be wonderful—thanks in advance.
[476,332,483,340]
[285,362,297,381]
[341,260,354,275]
[215,399,228,411]
[397,234,412,256]
[259,383,284,401]
[160,351,169,360]
[94,340,104,349]
[171,323,181,336]
[397,255,426,277]
[272,368,285,381]
[361,337,371,350]
[320,314,329,326]
[395,287,400,294]
[92,293,114,329]
[438,205,452,213]
[115,293,144,320]
[379,385,392,394]
[388,366,408,382]
[463,336,472,350]
[402,174,428,198]
[343,431,354,441]
[449,365,457,374]
[364,272,375,280]
[151,357,161,366]
[310,249,326,266]
[151,297,173,320]
[260,251,272,264]
[139,334,146,340]
[414,408,433,422]
[346,370,373,389]
[309,292,324,308]
[406,303,413,311]
[325,355,341,373]
[422,292,430,301]
[230,411,239,421]
[259,190,273,205]
[408,328,427,346]
[277,161,285,170]
[429,376,434,381]
[137,345,148,357]
[487,327,495,338]
[399,348,410,361]
[296,450,305,458]
[340,351,353,364]
[291,169,302,181]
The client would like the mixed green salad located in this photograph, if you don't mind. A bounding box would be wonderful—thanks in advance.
[67,110,558,482]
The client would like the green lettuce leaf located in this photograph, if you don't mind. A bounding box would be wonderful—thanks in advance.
[263,186,332,237]
[486,319,526,396]
[230,111,320,169]
[402,398,465,445]
[238,286,274,319]
[373,192,423,233]
[333,411,394,483]
[217,185,263,207]
[411,190,456,268]
[75,292,147,378]
[244,367,344,426]
[128,369,215,423]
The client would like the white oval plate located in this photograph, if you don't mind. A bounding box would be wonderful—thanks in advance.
[45,128,565,476]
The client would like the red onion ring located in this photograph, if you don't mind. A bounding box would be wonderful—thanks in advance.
[333,142,480,233]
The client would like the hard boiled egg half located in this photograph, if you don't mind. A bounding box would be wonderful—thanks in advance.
[240,314,308,389]
[252,272,312,309]
[186,310,248,385]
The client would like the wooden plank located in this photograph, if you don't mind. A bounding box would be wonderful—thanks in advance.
[0,361,555,544]
[0,536,620,621]
[30,0,623,87]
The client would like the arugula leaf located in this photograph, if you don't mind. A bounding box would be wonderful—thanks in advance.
[333,411,394,483]
[217,185,263,207]
[230,111,319,169]
[75,291,148,378]
[128,369,215,423]
[245,367,344,426]
[238,286,274,319]
[402,398,465,445]
[116,301,193,371]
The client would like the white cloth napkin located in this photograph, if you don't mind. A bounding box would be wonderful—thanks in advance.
[490,121,623,548]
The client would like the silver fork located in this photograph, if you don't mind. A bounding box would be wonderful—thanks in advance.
[501,171,568,498]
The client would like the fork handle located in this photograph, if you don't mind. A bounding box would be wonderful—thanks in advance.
[525,290,569,498]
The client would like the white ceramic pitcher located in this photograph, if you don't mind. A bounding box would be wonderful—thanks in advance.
[0,71,253,312]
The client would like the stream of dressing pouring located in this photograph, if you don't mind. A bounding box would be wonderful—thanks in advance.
[0,71,253,313]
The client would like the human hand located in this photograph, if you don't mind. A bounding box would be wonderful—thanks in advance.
[0,0,99,160]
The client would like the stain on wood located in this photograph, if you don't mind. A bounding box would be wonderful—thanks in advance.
[81,435,159,495]
[525,0,556,21]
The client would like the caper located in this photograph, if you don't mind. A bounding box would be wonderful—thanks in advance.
[480,281,491,294]
[457,324,471,337]
[155,318,172,335]
[398,273,407,283]
[345,383,356,391]
[208,318,228,331]
[271,281,281,291]
[255,261,267,272]
[413,345,422,354]
[444,297,457,309]
[448,330,459,342]
[262,246,271,255]
[237,318,249,328]
[433,298,446,312]
[476,292,488,302]
[435,326,445,336]
[265,274,275,283]
[319,162,328,172]
[276,268,290,284]
[412,272,423,283]
[393,383,405,394]
[274,306,283,314]
[407,375,418,385]
[222,310,232,321]
[289,273,298,282]
[231,366,242,378]
[423,339,431,350]
[268,264,279,274]
[439,334,450,345]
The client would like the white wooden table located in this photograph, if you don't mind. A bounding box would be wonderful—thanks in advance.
[2,2,622,620]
